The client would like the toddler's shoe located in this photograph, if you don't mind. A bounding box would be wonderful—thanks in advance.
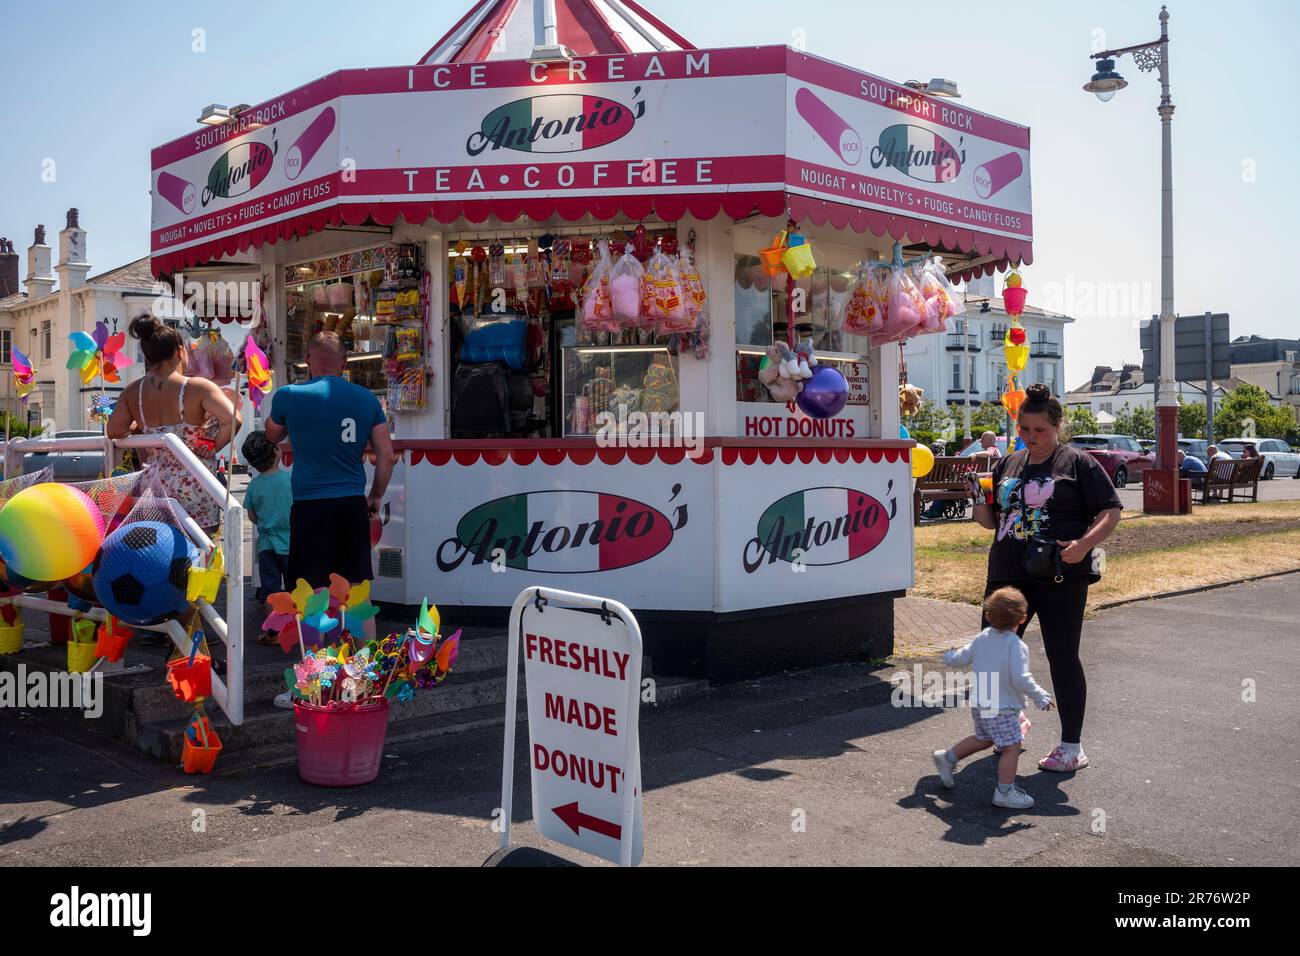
[992,784,1035,809]
[932,750,956,788]
[1038,746,1089,772]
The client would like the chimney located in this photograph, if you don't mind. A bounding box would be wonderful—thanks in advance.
[0,238,19,299]
[25,224,55,300]
[57,207,90,291]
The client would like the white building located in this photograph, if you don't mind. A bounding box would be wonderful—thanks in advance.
[1230,336,1300,426]
[902,274,1072,422]
[0,210,188,433]
[1063,363,1252,430]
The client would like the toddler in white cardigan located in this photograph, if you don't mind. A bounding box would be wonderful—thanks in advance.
[931,587,1054,809]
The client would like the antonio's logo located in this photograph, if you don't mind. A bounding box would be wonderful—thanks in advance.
[467,90,645,156]
[437,485,687,573]
[743,485,893,573]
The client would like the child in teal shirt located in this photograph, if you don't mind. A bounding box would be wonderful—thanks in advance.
[241,432,292,642]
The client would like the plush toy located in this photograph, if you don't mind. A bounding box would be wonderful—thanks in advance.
[900,382,924,417]
[794,338,817,379]
[759,345,805,403]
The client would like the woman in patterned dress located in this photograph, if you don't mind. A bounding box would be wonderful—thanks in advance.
[107,316,238,532]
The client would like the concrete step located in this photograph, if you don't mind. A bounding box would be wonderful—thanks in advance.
[179,675,712,776]
[141,670,709,764]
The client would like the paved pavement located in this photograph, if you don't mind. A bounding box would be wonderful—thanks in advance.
[2,574,1297,867]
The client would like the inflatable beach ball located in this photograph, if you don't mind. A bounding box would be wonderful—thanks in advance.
[92,520,198,626]
[0,483,105,583]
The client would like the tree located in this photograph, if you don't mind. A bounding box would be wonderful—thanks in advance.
[905,398,953,433]
[942,401,1009,441]
[1112,403,1156,440]
[1177,396,1207,440]
[1063,406,1099,439]
[1214,382,1294,440]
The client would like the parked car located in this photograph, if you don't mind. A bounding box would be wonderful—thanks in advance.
[1138,439,1156,454]
[1178,439,1209,462]
[20,430,108,481]
[956,437,1010,457]
[1068,434,1154,488]
[1216,438,1300,479]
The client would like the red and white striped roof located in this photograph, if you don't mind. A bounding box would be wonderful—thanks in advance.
[419,0,694,64]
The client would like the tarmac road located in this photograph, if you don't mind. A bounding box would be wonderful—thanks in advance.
[1,574,1297,867]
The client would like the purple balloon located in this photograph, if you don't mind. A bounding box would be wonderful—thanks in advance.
[795,365,849,419]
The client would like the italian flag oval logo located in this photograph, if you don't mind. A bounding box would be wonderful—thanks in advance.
[468,94,637,156]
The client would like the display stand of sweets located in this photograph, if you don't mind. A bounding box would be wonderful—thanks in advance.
[262,577,461,786]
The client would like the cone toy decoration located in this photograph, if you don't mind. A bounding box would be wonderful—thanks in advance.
[1000,271,1029,441]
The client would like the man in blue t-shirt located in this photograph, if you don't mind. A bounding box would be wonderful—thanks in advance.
[1178,449,1208,488]
[264,332,395,592]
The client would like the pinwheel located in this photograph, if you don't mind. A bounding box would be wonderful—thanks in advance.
[11,346,36,402]
[301,587,338,640]
[88,394,117,426]
[326,574,380,632]
[68,320,131,386]
[244,336,273,412]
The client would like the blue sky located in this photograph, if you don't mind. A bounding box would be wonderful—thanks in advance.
[2,0,1296,388]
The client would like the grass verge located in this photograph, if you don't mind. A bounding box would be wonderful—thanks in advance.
[912,500,1300,611]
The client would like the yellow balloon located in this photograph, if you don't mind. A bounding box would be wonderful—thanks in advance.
[912,444,935,479]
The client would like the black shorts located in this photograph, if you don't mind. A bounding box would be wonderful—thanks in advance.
[288,496,372,589]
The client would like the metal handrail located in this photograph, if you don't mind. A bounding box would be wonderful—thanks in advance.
[0,433,245,725]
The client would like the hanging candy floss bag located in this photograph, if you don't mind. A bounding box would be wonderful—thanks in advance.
[646,248,690,333]
[580,240,618,333]
[609,243,646,327]
[875,266,927,344]
[918,259,965,332]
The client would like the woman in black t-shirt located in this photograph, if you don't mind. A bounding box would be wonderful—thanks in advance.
[970,384,1122,773]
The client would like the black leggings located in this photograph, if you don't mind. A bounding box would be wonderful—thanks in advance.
[983,575,1090,744]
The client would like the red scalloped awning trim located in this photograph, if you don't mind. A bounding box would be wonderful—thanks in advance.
[151,190,1030,277]
[785,194,1033,278]
[150,191,788,277]
[401,444,906,467]
[406,445,717,467]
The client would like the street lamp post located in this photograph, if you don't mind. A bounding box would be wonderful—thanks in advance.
[1084,7,1179,491]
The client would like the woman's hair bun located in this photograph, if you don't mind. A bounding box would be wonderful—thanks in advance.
[128,313,161,340]
[1025,383,1052,403]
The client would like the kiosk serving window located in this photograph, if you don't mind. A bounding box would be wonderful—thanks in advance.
[446,227,685,439]
[733,254,871,408]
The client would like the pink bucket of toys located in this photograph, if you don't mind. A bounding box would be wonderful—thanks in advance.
[293,698,390,786]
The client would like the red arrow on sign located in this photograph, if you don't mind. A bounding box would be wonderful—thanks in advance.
[552,802,621,840]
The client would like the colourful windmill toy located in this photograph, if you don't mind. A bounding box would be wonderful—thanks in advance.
[243,336,273,412]
[68,320,132,386]
[11,346,36,402]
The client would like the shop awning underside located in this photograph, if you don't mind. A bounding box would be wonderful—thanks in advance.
[149,192,1030,283]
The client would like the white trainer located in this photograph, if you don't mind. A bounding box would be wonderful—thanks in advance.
[992,784,1035,809]
[273,691,294,710]
[932,750,956,788]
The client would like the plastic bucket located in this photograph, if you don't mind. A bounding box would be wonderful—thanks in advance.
[181,716,222,774]
[67,640,99,673]
[1002,285,1027,316]
[782,243,817,278]
[294,698,390,787]
[0,623,22,654]
[95,621,134,663]
[166,655,212,703]
[759,244,786,277]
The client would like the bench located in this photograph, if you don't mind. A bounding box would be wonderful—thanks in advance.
[914,455,992,524]
[1197,457,1262,504]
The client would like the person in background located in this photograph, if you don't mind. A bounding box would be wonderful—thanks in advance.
[241,431,291,644]
[1207,444,1231,463]
[107,315,238,533]
[1241,444,1261,460]
[979,431,1003,460]
[1177,448,1207,489]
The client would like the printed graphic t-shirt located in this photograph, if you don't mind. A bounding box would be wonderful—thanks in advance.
[987,443,1122,582]
[269,376,386,501]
